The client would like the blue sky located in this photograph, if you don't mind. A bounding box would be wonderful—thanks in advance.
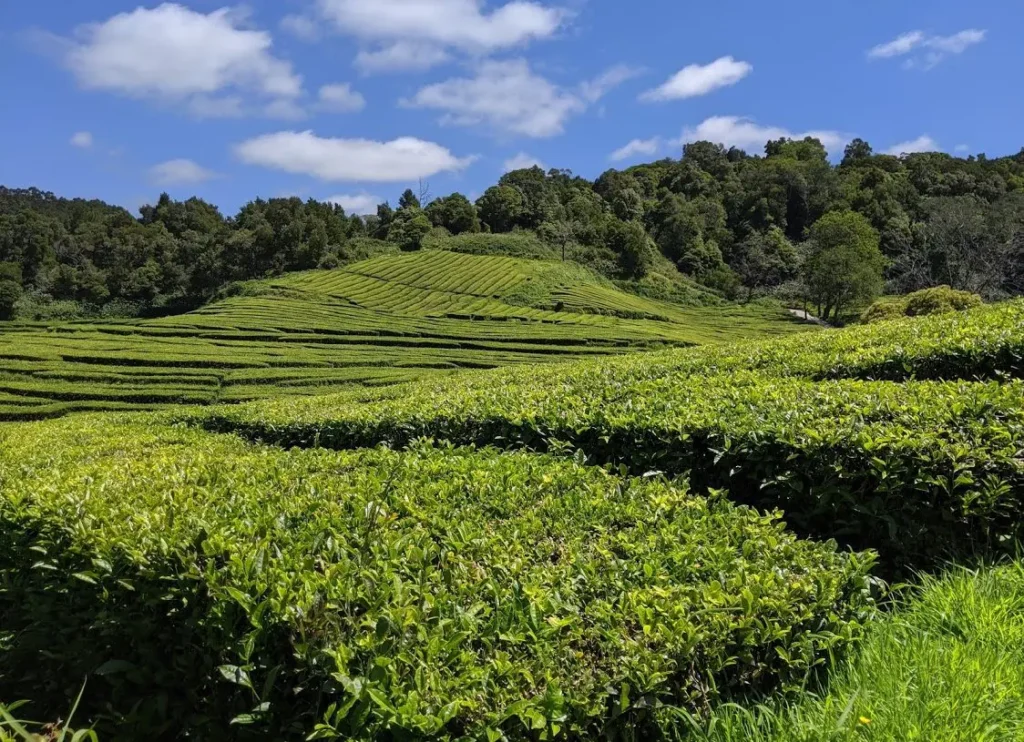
[1,0,1021,216]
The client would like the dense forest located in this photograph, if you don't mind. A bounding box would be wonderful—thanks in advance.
[2,138,1023,321]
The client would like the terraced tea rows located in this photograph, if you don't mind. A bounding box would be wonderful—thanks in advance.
[202,300,1024,570]
[0,250,807,420]
[0,415,877,740]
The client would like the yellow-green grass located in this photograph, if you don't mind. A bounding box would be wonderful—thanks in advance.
[680,561,1024,742]
[0,251,809,420]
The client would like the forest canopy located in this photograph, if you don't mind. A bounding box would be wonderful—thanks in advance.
[2,138,1023,320]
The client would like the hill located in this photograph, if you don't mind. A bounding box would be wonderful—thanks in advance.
[0,250,808,420]
[2,301,1022,740]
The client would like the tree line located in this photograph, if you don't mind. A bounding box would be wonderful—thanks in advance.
[2,138,1023,321]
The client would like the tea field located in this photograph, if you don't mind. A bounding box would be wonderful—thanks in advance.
[2,292,1024,740]
[0,250,806,421]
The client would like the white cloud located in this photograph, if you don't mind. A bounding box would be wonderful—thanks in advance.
[954,144,971,154]
[354,41,451,74]
[60,3,302,116]
[579,64,644,103]
[927,29,987,55]
[316,0,564,53]
[263,99,308,120]
[234,130,475,182]
[867,30,925,59]
[318,83,366,112]
[884,135,939,156]
[407,59,629,138]
[610,137,661,162]
[149,158,219,186]
[868,28,986,69]
[640,56,752,102]
[503,153,546,172]
[677,116,847,154]
[186,95,247,118]
[70,131,93,149]
[327,192,382,215]
[280,14,320,42]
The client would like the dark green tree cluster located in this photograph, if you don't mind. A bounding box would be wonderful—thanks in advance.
[3,140,1023,319]
[0,188,364,315]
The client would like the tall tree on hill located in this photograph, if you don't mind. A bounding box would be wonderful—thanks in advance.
[803,210,885,321]
[425,193,480,235]
[476,186,525,233]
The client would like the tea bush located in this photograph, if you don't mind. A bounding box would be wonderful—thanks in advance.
[0,417,876,740]
[199,300,1024,569]
[862,286,983,324]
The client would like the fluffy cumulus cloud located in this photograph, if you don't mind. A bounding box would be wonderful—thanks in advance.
[640,56,752,102]
[354,41,452,74]
[59,3,302,116]
[318,83,366,112]
[316,0,564,52]
[407,60,632,138]
[327,192,382,214]
[867,29,986,69]
[610,137,661,162]
[884,135,939,156]
[234,131,475,182]
[149,158,219,186]
[70,131,94,149]
[677,116,847,154]
[503,153,546,172]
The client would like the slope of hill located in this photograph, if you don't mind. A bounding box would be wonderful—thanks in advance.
[3,301,1021,740]
[0,250,809,420]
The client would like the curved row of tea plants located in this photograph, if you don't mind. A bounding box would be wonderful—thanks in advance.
[0,416,876,740]
[0,251,806,420]
[198,302,1024,569]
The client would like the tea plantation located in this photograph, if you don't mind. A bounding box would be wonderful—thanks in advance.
[2,286,1024,740]
[0,251,804,421]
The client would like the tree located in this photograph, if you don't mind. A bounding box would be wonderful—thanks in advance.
[733,227,799,300]
[604,219,654,278]
[398,189,421,211]
[387,208,432,251]
[476,186,525,233]
[372,203,394,240]
[426,193,480,235]
[0,279,20,320]
[650,194,728,280]
[841,138,874,167]
[803,211,885,321]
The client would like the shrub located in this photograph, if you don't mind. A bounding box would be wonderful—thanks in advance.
[862,287,983,324]
[0,417,877,739]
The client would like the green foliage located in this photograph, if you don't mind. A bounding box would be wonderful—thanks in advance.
[0,250,805,421]
[862,286,983,324]
[0,280,21,320]
[476,186,525,233]
[201,301,1024,571]
[803,211,885,321]
[386,207,431,251]
[683,562,1024,742]
[0,418,876,739]
[422,231,557,259]
[425,194,480,235]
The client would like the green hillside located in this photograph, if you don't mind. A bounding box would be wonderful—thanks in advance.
[3,301,1023,740]
[0,250,808,420]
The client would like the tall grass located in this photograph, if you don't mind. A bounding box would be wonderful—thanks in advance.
[675,562,1024,741]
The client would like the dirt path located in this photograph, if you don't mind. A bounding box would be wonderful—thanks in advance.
[788,308,830,326]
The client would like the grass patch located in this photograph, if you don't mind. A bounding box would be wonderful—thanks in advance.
[681,562,1024,742]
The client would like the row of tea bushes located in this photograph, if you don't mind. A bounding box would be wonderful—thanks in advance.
[199,358,1024,569]
[0,416,876,740]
